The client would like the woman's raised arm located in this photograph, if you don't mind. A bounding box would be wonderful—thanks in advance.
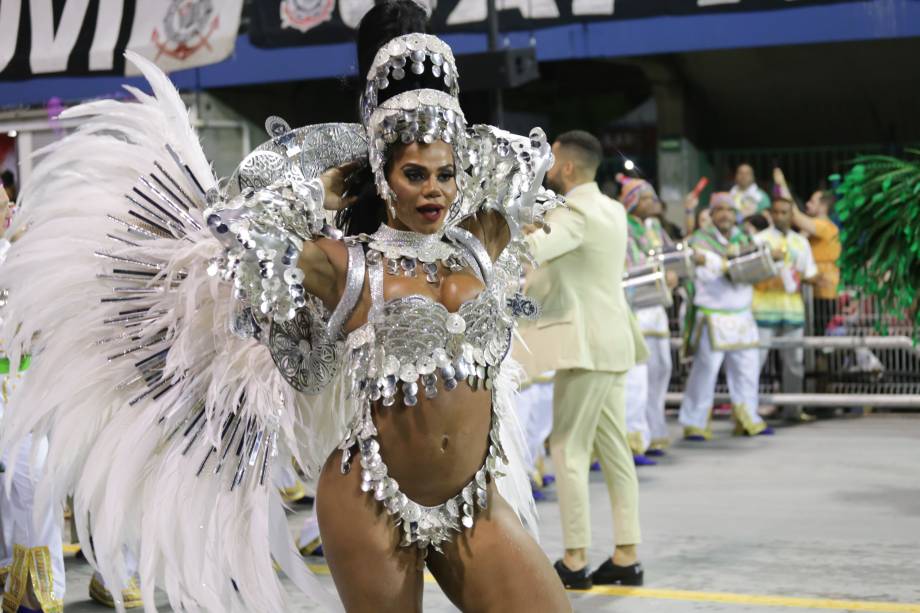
[207,161,361,322]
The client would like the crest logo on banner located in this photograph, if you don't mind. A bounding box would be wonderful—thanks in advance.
[280,0,336,33]
[152,0,221,61]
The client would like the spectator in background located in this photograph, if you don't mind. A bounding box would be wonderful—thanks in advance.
[772,169,842,334]
[794,190,841,334]
[752,196,818,422]
[730,163,771,218]
[1,170,16,203]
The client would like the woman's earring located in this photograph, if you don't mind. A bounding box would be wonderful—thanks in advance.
[386,195,397,220]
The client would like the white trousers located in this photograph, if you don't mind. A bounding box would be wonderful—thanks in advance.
[625,364,650,453]
[625,335,673,452]
[0,432,66,612]
[645,335,673,442]
[515,378,555,471]
[679,323,763,433]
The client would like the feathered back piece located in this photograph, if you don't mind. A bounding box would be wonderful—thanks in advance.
[833,152,920,339]
[0,52,343,612]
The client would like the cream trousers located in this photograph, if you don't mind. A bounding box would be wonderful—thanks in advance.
[550,369,641,550]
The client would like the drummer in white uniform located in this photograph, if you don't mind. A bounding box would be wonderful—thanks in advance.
[679,192,774,440]
[621,179,675,462]
[0,188,67,613]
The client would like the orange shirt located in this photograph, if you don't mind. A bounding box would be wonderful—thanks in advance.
[808,218,841,299]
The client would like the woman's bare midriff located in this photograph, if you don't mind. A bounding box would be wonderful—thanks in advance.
[372,383,493,506]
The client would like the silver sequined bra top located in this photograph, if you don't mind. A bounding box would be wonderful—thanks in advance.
[333,223,533,552]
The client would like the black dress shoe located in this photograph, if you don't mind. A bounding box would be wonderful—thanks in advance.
[590,558,644,586]
[554,559,593,590]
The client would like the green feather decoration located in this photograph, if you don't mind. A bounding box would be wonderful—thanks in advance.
[833,151,920,341]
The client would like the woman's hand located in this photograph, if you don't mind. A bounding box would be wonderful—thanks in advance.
[320,161,362,211]
[692,251,707,266]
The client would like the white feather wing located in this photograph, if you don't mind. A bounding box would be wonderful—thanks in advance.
[0,52,341,612]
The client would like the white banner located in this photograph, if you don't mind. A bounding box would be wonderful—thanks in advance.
[0,0,244,79]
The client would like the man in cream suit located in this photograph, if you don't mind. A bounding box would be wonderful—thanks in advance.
[522,131,648,590]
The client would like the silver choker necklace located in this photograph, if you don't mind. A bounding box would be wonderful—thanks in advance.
[358,224,464,284]
[366,224,454,261]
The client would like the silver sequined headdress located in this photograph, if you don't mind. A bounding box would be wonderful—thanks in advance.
[360,33,468,204]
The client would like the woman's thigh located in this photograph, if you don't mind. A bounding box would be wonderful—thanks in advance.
[426,484,571,613]
[316,451,425,613]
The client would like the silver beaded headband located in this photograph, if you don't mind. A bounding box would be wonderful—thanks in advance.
[367,89,467,202]
[361,33,467,205]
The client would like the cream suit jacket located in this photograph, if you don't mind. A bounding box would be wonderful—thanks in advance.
[517,182,648,375]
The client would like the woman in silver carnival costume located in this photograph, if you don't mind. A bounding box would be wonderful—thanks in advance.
[0,1,571,611]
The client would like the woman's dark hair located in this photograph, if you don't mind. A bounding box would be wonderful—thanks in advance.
[357,1,429,86]
[334,162,389,237]
[336,0,430,237]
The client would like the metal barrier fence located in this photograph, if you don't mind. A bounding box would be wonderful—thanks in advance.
[805,289,920,397]
[665,286,920,409]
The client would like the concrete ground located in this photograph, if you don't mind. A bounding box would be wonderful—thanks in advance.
[56,412,920,612]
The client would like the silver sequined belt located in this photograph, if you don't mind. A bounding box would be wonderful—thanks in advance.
[339,397,509,552]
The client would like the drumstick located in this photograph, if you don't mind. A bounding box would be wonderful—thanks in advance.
[690,177,709,198]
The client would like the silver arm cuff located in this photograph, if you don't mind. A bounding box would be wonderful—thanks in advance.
[206,176,329,323]
[464,125,564,240]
